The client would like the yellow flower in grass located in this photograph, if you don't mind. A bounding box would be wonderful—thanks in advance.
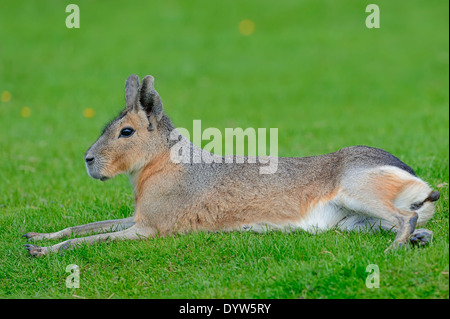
[1,91,11,102]
[239,19,255,36]
[83,108,95,118]
[21,106,31,118]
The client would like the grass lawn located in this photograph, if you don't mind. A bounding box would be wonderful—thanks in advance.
[0,0,448,299]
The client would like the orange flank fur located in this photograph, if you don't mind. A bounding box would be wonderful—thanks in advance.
[370,172,422,211]
[173,178,342,234]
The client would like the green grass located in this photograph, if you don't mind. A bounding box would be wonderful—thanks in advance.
[0,0,448,299]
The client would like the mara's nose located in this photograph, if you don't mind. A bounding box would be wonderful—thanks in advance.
[85,156,95,165]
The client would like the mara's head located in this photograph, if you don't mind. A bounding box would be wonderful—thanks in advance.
[85,74,174,181]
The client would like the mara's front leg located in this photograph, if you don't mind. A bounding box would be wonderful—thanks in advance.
[23,224,155,257]
[22,217,135,241]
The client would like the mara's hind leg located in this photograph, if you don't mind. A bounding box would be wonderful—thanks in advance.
[338,214,433,248]
[388,210,418,251]
[338,215,397,233]
[338,206,419,252]
[339,165,438,251]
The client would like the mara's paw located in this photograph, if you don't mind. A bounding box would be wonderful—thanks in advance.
[409,228,433,247]
[23,244,47,257]
[22,232,44,241]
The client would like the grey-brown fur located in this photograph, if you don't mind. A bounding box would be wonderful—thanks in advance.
[23,74,439,256]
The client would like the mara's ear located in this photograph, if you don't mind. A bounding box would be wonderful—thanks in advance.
[135,75,163,131]
[125,74,140,109]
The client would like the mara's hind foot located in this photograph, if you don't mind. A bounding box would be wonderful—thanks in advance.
[409,228,433,247]
[384,211,418,253]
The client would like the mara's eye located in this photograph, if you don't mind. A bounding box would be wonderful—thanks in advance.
[119,127,135,138]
